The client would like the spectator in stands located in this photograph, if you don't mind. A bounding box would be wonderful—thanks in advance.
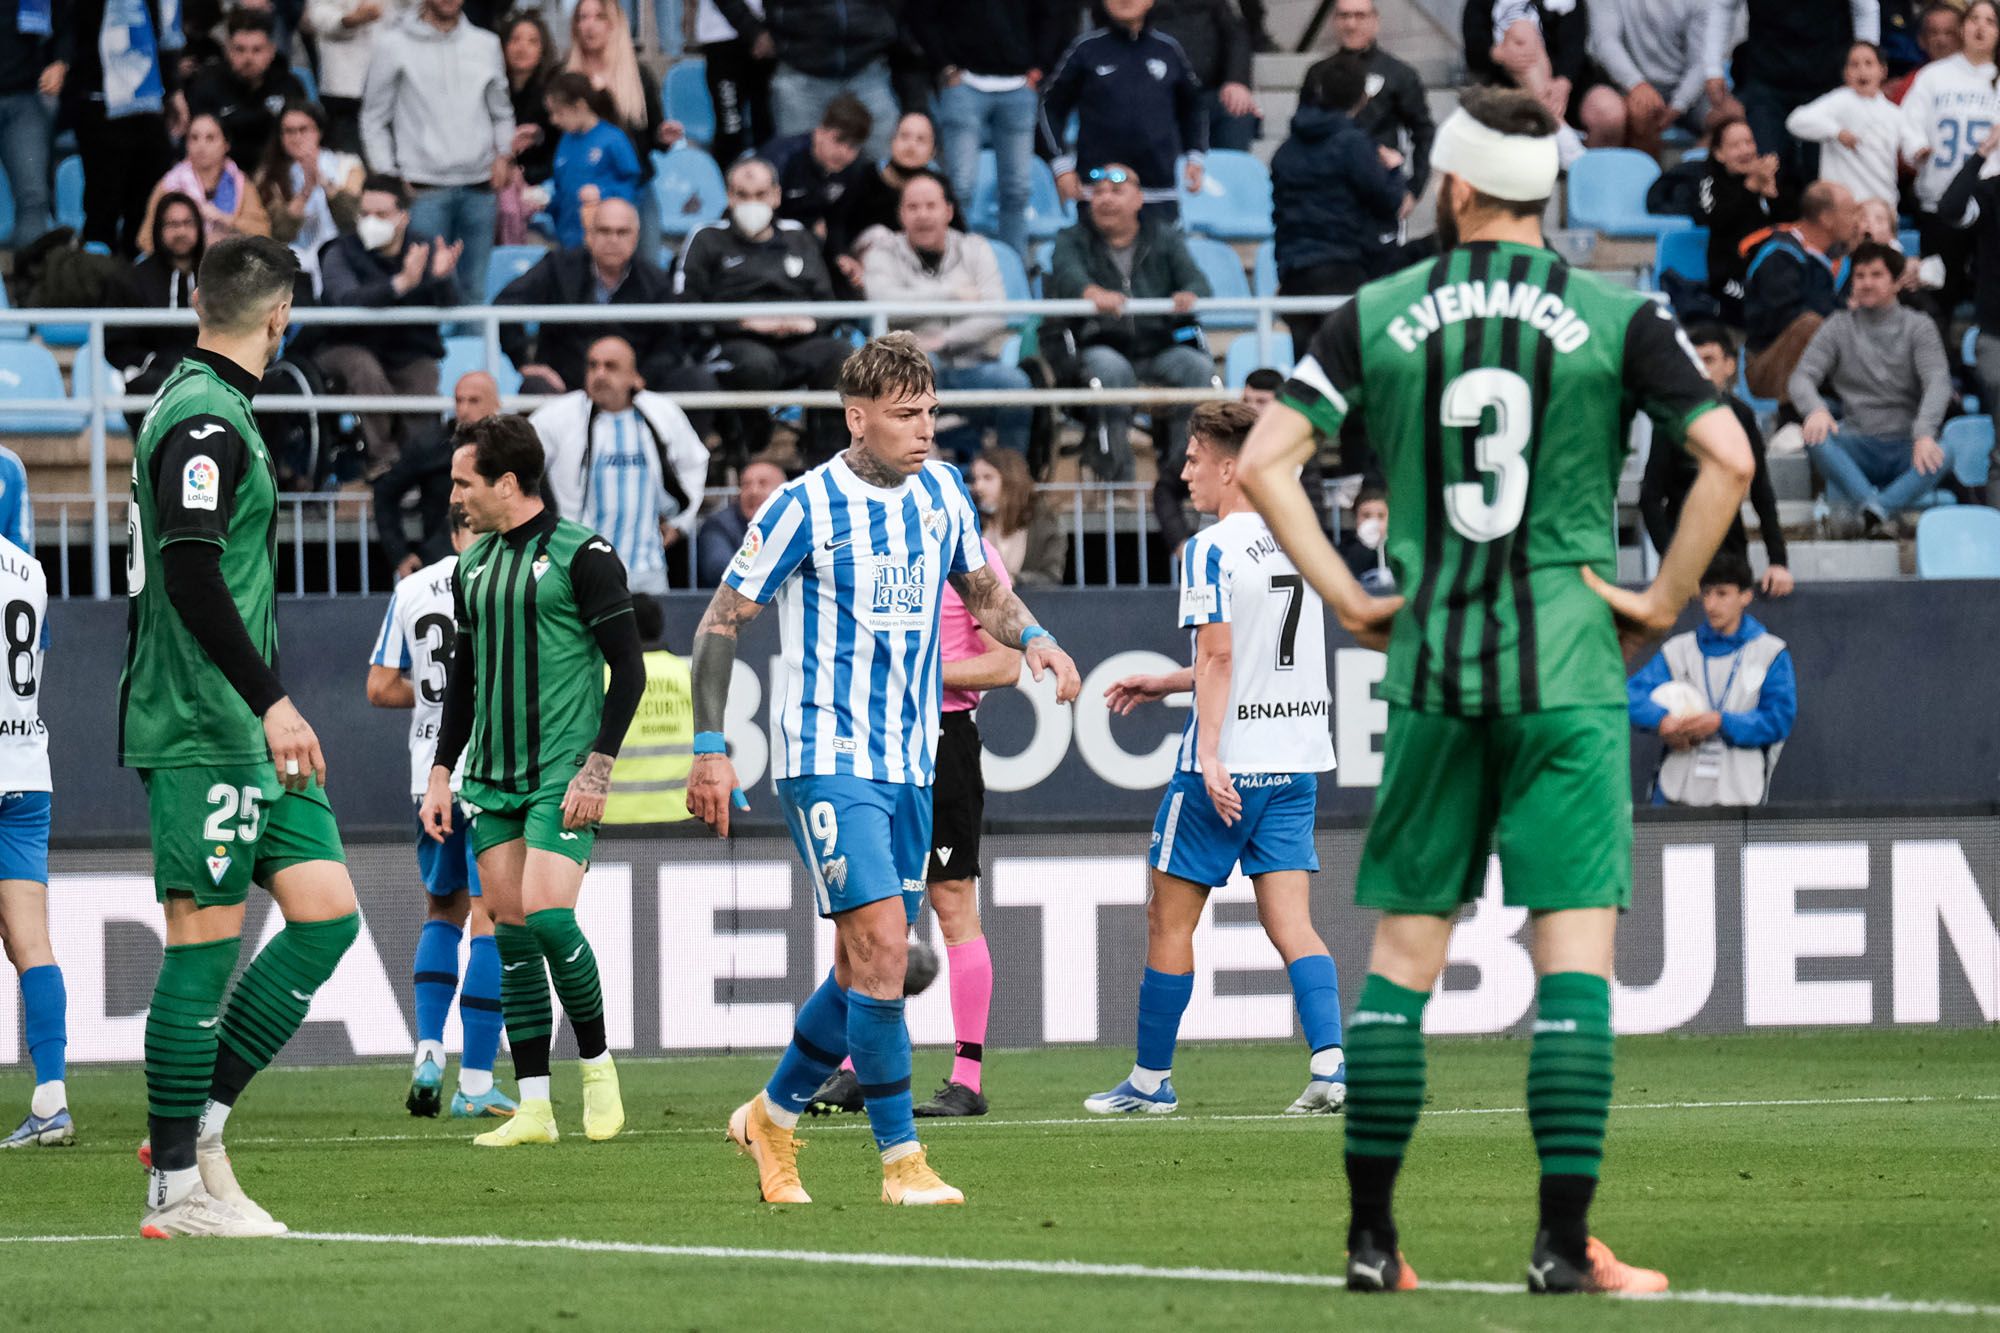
[1627,551,1796,808]
[1888,4,1960,104]
[185,8,307,172]
[767,92,872,238]
[1157,369,1293,556]
[1240,365,1282,413]
[257,100,366,295]
[912,0,1068,263]
[499,10,558,214]
[834,110,957,275]
[1320,0,1435,223]
[1785,41,1902,208]
[543,72,642,249]
[1899,0,1999,328]
[1464,0,1622,146]
[696,451,786,586]
[140,113,272,251]
[374,368,499,575]
[1337,486,1391,590]
[1742,179,1859,404]
[1145,0,1262,152]
[1587,0,1716,153]
[1048,162,1214,482]
[51,0,181,255]
[531,335,710,599]
[1942,118,2000,506]
[317,174,462,472]
[1270,52,1403,352]
[968,447,1064,586]
[1644,323,1793,593]
[1789,240,1951,532]
[1042,0,1206,217]
[1702,0,1880,191]
[360,0,513,330]
[675,156,850,466]
[858,169,1031,460]
[695,0,775,166]
[563,0,671,253]
[496,196,717,422]
[108,193,205,429]
[305,0,408,154]
[1700,117,1783,326]
[714,0,899,161]
[0,7,57,248]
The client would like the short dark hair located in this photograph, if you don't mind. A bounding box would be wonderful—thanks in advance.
[1456,87,1558,218]
[1684,321,1736,358]
[1700,550,1755,591]
[226,7,277,38]
[1188,400,1259,456]
[361,172,410,209]
[196,235,298,333]
[1847,39,1884,63]
[1304,51,1370,113]
[546,69,619,122]
[456,414,547,495]
[1849,238,1905,278]
[896,166,954,208]
[1356,485,1386,509]
[1243,367,1285,394]
[821,92,873,147]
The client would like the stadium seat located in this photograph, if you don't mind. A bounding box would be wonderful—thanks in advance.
[1185,235,1253,329]
[664,58,715,146]
[1178,149,1273,242]
[1566,149,1692,239]
[1252,241,1277,297]
[1915,505,2000,578]
[968,152,1074,242]
[1942,413,1993,490]
[291,64,318,103]
[484,244,547,303]
[987,238,1035,331]
[439,335,525,396]
[1224,330,1292,389]
[651,146,726,240]
[0,342,87,433]
[1899,228,1921,258]
[1735,357,1777,431]
[70,357,130,435]
[0,283,25,342]
[55,156,84,233]
[1654,227,1708,286]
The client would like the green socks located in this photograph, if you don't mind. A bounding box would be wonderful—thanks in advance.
[145,938,239,1121]
[1527,971,1615,1179]
[527,907,607,1058]
[218,913,360,1072]
[1343,974,1430,1245]
[496,922,555,1080]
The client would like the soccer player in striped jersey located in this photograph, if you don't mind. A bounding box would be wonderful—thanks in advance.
[687,333,1081,1206]
[365,505,515,1120]
[1086,401,1345,1119]
[422,415,647,1148]
[1237,89,1754,1296]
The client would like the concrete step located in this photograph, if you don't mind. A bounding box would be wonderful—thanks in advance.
[1757,539,1905,581]
[8,432,128,469]
[1767,451,1813,501]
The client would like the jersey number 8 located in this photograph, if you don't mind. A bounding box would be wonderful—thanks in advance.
[4,599,35,700]
[1441,368,1532,544]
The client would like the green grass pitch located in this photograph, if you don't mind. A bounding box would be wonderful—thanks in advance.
[3,1029,1997,1330]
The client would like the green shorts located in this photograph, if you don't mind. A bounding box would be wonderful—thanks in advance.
[142,765,347,907]
[1355,705,1632,917]
[464,781,595,865]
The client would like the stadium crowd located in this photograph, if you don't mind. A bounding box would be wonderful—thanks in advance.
[3,0,1997,592]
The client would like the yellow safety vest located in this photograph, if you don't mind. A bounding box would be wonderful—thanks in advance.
[602,649,695,824]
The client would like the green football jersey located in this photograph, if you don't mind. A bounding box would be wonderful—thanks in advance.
[119,350,280,768]
[455,508,634,800]
[1281,240,1723,716]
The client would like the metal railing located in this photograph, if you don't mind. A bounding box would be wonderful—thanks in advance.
[0,294,1342,597]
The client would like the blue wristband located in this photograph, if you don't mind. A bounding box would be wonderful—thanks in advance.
[1020,625,1051,650]
[693,731,728,755]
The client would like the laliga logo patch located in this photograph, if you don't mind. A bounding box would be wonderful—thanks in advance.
[182,455,220,512]
[531,553,552,582]
[730,526,762,576]
[1147,58,1167,81]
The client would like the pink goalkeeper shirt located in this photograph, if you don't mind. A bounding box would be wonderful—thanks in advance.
[940,538,1011,714]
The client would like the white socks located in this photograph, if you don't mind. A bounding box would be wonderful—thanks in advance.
[414,1040,447,1071]
[518,1075,551,1104]
[150,1165,200,1210]
[1310,1046,1346,1080]
[458,1067,494,1097]
[761,1091,800,1129]
[30,1079,64,1119]
[880,1140,921,1167]
[1127,1065,1169,1095]
[198,1099,232,1145]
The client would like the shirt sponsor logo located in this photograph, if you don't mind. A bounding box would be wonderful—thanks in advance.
[182,455,220,512]
[730,527,762,576]
[870,559,927,621]
[1180,583,1218,620]
[1236,700,1329,720]
[1233,772,1295,789]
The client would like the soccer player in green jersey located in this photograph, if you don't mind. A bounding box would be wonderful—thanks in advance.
[1238,89,1755,1295]
[422,415,646,1148]
[121,236,361,1239]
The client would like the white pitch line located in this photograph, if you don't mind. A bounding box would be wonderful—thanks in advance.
[3,1229,1996,1319]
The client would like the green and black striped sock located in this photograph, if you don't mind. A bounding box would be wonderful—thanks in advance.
[496,922,554,1081]
[216,913,360,1080]
[527,908,606,1059]
[1528,971,1615,1262]
[1343,974,1430,1250]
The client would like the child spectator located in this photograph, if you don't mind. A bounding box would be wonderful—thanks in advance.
[545,71,642,249]
[1785,42,1903,208]
[967,448,1065,586]
[1336,486,1392,591]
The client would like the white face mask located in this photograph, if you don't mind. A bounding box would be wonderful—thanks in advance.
[730,201,774,236]
[356,214,399,252]
[1357,517,1386,551]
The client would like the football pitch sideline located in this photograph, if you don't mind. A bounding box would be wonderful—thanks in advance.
[3,1030,1996,1331]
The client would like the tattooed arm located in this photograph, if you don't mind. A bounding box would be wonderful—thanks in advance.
[948,565,1083,703]
[686,583,766,835]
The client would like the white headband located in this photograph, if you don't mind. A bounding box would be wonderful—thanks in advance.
[1429,107,1559,202]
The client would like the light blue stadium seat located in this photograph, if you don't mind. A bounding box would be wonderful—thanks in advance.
[1899,228,1921,258]
[55,156,85,233]
[1654,227,1708,286]
[1185,235,1253,329]
[1942,413,1992,490]
[485,244,547,303]
[0,282,25,342]
[986,237,1035,332]
[652,146,726,241]
[1566,149,1692,239]
[1252,240,1277,297]
[291,64,318,104]
[1916,505,2000,578]
[665,59,715,146]
[1736,357,1777,430]
[1965,326,1983,413]
[1224,330,1292,389]
[1177,150,1272,242]
[438,334,524,396]
[968,151,1074,242]
[0,343,87,433]
[70,357,130,435]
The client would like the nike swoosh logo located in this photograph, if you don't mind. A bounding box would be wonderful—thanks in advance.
[822,537,853,552]
[189,423,224,440]
[1351,1260,1384,1285]
[564,945,585,963]
[197,1017,220,1029]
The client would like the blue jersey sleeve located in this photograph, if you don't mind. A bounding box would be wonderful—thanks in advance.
[723,486,814,604]
[369,588,412,670]
[1178,535,1229,627]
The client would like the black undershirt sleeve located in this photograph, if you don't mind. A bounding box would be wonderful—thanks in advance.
[589,612,645,758]
[160,543,287,716]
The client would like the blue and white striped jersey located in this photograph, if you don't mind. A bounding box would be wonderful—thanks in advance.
[532,392,708,597]
[725,455,987,786]
[369,554,463,797]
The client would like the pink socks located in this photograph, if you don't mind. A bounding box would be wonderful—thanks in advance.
[947,936,993,1092]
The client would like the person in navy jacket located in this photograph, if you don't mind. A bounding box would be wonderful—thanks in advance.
[1040,0,1208,217]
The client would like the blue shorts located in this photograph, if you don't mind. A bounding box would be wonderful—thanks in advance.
[1149,770,1319,888]
[0,790,50,884]
[776,774,931,921]
[414,800,481,898]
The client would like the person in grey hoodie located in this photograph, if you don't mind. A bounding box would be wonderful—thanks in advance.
[359,0,512,317]
[1788,240,1953,531]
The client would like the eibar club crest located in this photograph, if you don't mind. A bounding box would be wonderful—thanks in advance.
[531,554,552,582]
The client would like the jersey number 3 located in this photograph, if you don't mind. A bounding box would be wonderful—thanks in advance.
[1441,368,1532,544]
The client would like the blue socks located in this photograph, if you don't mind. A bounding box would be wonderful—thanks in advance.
[20,963,65,1085]
[459,934,502,1076]
[1135,967,1195,1073]
[848,991,916,1154]
[765,970,850,1119]
[412,919,461,1051]
[1287,953,1343,1056]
